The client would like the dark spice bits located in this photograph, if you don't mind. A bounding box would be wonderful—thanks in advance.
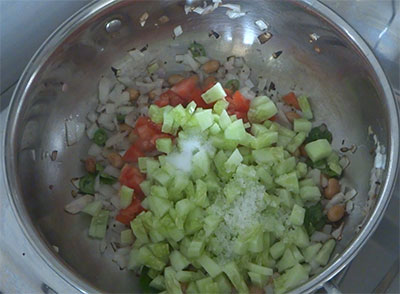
[140,44,149,52]
[268,81,276,92]
[209,30,220,39]
[272,50,283,59]
[257,32,272,44]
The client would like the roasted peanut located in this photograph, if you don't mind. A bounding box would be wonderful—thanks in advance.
[148,90,157,99]
[107,152,124,169]
[127,88,140,101]
[285,111,301,123]
[249,285,265,294]
[128,131,138,144]
[324,178,340,199]
[299,144,308,157]
[327,204,345,222]
[201,60,220,74]
[119,123,132,132]
[168,74,184,86]
[85,157,96,173]
[203,76,217,88]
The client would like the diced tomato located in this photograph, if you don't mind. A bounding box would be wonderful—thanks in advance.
[115,198,145,225]
[203,80,217,92]
[119,165,145,195]
[154,97,169,107]
[122,143,145,163]
[231,91,250,113]
[224,88,233,97]
[282,92,300,110]
[171,76,198,100]
[269,114,278,121]
[226,90,251,121]
[135,123,157,140]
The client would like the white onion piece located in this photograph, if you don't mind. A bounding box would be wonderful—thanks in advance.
[86,123,99,140]
[183,53,200,71]
[255,20,269,31]
[239,64,251,80]
[344,188,358,201]
[325,192,345,211]
[108,83,125,102]
[105,103,116,114]
[221,4,241,12]
[196,56,210,65]
[88,143,102,157]
[117,106,135,116]
[339,156,350,169]
[110,195,122,210]
[322,224,332,234]
[125,111,139,127]
[64,195,93,214]
[226,10,246,19]
[309,169,321,186]
[311,231,331,242]
[71,178,80,189]
[258,77,267,91]
[245,79,254,88]
[98,183,116,198]
[346,200,354,213]
[193,6,204,14]
[175,54,185,63]
[234,57,244,68]
[94,174,101,192]
[99,238,108,254]
[184,5,191,14]
[320,174,328,188]
[238,87,256,100]
[99,76,112,103]
[98,113,115,131]
[331,223,344,240]
[104,165,121,178]
[105,131,128,148]
[112,248,130,269]
[128,49,145,61]
[110,219,126,233]
[112,182,121,191]
[96,104,106,113]
[224,57,235,71]
[87,111,98,123]
[65,119,85,146]
[174,25,183,37]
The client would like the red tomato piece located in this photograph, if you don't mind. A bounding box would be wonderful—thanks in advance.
[171,76,198,100]
[119,165,145,195]
[154,97,169,107]
[231,91,251,113]
[115,198,145,225]
[122,143,145,163]
[282,92,301,110]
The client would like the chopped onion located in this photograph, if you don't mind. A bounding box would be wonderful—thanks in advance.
[110,195,122,210]
[104,165,121,178]
[320,174,328,188]
[64,195,93,214]
[70,178,80,189]
[87,111,98,123]
[99,238,108,254]
[239,64,251,80]
[112,248,130,269]
[175,54,185,63]
[331,223,344,240]
[193,6,205,14]
[346,200,354,213]
[128,49,145,61]
[98,184,116,199]
[105,131,128,148]
[226,10,246,19]
[196,56,210,65]
[245,79,255,88]
[339,155,350,169]
[183,53,200,71]
[344,188,358,201]
[86,122,99,140]
[184,5,192,14]
[110,219,126,233]
[65,119,85,146]
[221,4,241,12]
[94,174,100,192]
[325,192,345,210]
[125,111,139,127]
[88,143,102,157]
[139,12,149,27]
[238,87,256,100]
[224,57,235,71]
[311,231,331,242]
[98,76,112,103]
[105,103,116,114]
[322,224,332,234]
[108,83,125,102]
[98,113,115,131]
[255,20,269,31]
[174,25,183,38]
[257,77,268,91]
[117,106,135,116]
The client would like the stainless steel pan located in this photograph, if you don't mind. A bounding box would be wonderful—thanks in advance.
[3,0,399,293]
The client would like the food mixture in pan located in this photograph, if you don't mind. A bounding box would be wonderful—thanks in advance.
[64,41,364,294]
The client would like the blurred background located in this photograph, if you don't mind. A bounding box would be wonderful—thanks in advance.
[0,0,398,293]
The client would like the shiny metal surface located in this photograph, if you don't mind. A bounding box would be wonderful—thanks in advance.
[2,0,399,293]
